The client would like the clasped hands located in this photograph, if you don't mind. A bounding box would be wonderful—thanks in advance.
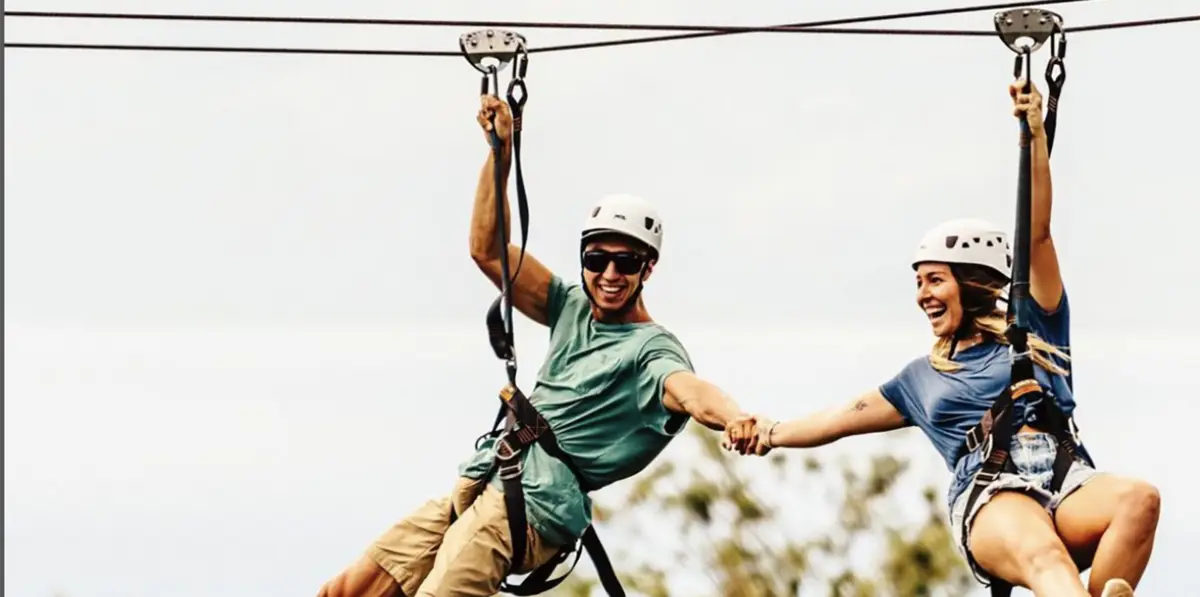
[721,414,778,457]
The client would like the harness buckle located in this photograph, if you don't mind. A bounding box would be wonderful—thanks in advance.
[494,434,525,479]
[1067,416,1082,445]
[498,459,524,480]
[964,408,1000,456]
[964,428,983,454]
[974,468,1002,486]
[493,434,521,463]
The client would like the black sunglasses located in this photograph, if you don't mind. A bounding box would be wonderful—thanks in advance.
[581,250,646,275]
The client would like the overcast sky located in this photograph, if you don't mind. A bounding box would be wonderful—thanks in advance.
[5,1,1198,596]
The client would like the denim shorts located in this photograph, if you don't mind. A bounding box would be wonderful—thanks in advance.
[949,432,1100,584]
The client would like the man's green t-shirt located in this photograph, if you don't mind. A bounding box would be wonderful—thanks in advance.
[458,275,694,546]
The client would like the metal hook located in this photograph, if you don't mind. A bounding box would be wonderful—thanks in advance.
[1051,24,1068,61]
[513,43,529,81]
[505,43,530,108]
[1011,46,1034,94]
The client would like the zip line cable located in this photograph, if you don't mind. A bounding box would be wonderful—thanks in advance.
[4,3,1197,58]
[527,0,1092,53]
[1,0,1053,59]
[2,44,461,58]
[2,0,1091,33]
[535,13,1195,54]
[1065,13,1199,32]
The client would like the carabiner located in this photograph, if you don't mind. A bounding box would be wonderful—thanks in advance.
[480,66,500,98]
[1045,56,1066,91]
[1045,28,1067,92]
[506,45,530,110]
[1012,45,1033,93]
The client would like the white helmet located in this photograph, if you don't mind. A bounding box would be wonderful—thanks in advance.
[912,218,1012,281]
[580,193,664,257]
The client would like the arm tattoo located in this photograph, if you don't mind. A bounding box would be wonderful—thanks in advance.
[851,399,868,412]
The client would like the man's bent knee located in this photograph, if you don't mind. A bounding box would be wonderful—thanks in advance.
[318,556,403,597]
[368,494,459,594]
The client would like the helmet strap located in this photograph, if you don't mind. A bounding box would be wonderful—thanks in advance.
[947,326,965,360]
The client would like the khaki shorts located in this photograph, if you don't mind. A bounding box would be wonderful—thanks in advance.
[366,476,563,597]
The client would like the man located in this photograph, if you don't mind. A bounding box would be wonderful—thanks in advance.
[316,95,764,597]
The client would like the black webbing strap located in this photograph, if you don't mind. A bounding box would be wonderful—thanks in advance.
[1043,29,1066,156]
[484,49,532,436]
[499,527,622,597]
[490,385,624,596]
[956,375,1083,596]
[499,385,597,491]
[581,528,624,596]
[507,59,530,286]
[1031,392,1082,493]
[493,414,536,575]
[958,377,1026,597]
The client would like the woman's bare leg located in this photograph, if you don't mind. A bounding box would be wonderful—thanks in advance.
[1054,474,1161,596]
[968,490,1089,597]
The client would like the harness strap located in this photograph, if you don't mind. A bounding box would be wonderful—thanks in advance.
[957,381,1019,597]
[495,424,534,573]
[484,385,620,595]
[499,527,619,596]
[507,68,530,285]
[499,385,597,492]
[1043,30,1066,156]
[581,527,624,596]
[956,377,1085,596]
[484,52,532,435]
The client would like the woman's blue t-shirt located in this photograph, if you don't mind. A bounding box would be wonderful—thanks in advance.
[878,290,1094,506]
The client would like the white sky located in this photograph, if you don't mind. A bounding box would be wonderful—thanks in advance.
[5,1,1199,596]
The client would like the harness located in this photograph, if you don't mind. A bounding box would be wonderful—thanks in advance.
[956,11,1086,596]
[456,28,626,597]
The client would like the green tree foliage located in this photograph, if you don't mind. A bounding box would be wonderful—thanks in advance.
[541,428,974,597]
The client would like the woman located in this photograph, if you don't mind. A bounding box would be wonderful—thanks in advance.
[724,81,1160,597]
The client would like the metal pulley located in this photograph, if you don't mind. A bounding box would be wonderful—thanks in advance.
[459,28,528,96]
[993,8,1063,54]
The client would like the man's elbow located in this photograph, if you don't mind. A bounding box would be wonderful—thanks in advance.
[469,241,493,264]
[664,373,736,428]
[687,403,725,430]
[470,250,497,272]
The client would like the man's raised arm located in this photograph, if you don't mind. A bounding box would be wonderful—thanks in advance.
[468,95,558,327]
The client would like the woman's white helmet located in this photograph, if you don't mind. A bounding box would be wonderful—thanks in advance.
[580,193,664,258]
[912,218,1012,281]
